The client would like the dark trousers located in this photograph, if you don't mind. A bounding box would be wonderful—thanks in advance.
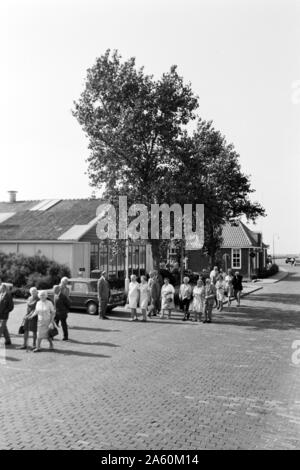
[148,298,160,316]
[99,300,108,318]
[55,316,68,339]
[181,298,191,319]
[204,302,213,321]
[0,319,11,344]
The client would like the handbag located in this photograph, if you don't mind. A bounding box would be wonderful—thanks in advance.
[18,316,26,335]
[48,324,59,338]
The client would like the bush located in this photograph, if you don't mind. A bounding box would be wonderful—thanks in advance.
[252,263,279,280]
[11,287,30,299]
[0,251,71,290]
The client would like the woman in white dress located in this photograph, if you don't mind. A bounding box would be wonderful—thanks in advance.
[215,274,226,311]
[29,290,55,352]
[191,278,205,322]
[128,274,140,321]
[160,277,175,319]
[225,269,234,307]
[139,275,150,322]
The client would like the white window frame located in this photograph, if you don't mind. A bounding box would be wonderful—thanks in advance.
[231,248,241,269]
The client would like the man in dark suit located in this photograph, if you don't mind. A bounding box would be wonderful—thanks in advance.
[97,271,110,320]
[0,283,14,345]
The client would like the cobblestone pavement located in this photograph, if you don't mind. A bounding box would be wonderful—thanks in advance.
[0,263,300,450]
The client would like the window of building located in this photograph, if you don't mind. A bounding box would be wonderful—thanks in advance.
[90,243,99,271]
[93,241,146,279]
[232,248,241,269]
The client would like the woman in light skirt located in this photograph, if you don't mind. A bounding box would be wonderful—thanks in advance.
[215,274,226,311]
[160,278,175,319]
[139,275,150,322]
[29,290,56,352]
[191,278,205,322]
[128,275,140,321]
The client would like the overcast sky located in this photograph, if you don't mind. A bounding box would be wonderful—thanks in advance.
[0,0,299,254]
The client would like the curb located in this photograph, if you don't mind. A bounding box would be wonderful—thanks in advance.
[241,286,263,296]
[252,269,289,285]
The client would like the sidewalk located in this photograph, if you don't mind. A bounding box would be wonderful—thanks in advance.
[249,267,289,285]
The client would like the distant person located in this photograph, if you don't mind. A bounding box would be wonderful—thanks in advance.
[54,285,71,341]
[210,266,219,284]
[203,279,216,323]
[171,262,181,286]
[139,275,149,322]
[17,286,39,350]
[232,271,243,307]
[210,266,219,307]
[215,274,226,311]
[158,262,173,287]
[128,274,140,321]
[148,271,161,317]
[225,269,234,307]
[190,278,205,322]
[0,283,14,346]
[200,268,209,284]
[179,276,193,321]
[59,276,70,298]
[97,271,110,320]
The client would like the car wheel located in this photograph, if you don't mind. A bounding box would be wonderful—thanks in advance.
[86,301,98,315]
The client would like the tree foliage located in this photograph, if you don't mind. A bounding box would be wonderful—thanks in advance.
[73,49,265,266]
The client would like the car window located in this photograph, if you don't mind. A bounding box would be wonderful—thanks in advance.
[72,282,89,294]
[89,281,98,293]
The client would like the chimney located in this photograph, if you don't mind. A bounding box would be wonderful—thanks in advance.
[8,191,17,203]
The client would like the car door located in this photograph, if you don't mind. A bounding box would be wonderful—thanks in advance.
[69,281,89,309]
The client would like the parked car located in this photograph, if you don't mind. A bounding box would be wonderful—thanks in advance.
[48,278,126,315]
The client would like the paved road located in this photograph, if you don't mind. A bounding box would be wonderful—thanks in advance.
[0,263,300,450]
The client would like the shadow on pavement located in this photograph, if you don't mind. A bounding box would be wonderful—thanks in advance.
[214,306,300,331]
[67,339,120,347]
[282,273,300,282]
[248,293,300,304]
[50,348,111,358]
[3,357,21,361]
[70,326,121,333]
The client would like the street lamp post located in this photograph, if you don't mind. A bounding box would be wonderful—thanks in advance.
[272,233,279,264]
[125,239,129,293]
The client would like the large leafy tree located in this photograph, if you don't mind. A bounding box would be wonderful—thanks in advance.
[73,49,199,265]
[73,49,265,268]
[73,49,198,205]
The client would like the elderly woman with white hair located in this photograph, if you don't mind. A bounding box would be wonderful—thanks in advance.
[17,287,39,350]
[28,290,55,352]
[128,274,140,321]
[179,276,193,321]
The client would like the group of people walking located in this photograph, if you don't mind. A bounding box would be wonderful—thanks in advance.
[0,277,71,352]
[0,265,244,351]
[124,266,243,324]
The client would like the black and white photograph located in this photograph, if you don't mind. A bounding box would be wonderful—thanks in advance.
[0,0,299,453]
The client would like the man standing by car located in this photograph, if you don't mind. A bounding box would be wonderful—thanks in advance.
[97,271,110,320]
[0,283,14,346]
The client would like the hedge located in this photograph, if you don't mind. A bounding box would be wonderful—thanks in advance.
[0,252,71,294]
[251,263,279,280]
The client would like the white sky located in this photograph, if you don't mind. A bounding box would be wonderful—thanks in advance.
[0,0,299,254]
